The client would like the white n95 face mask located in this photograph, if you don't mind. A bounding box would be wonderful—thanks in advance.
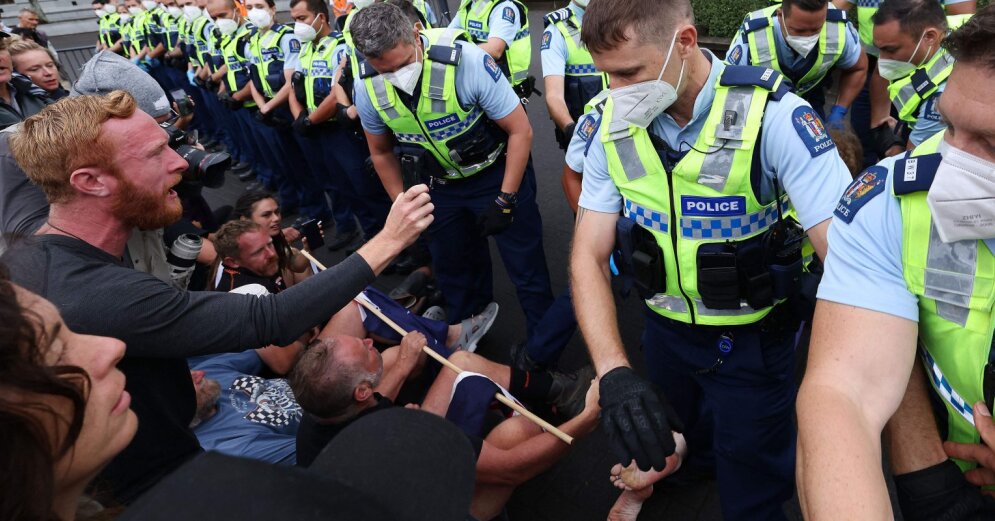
[142,0,158,10]
[927,140,995,243]
[167,6,182,18]
[183,5,202,20]
[353,0,374,9]
[609,30,684,129]
[573,0,588,7]
[120,13,132,22]
[781,13,820,58]
[247,8,273,29]
[215,17,239,36]
[383,57,423,96]
[104,4,117,13]
[294,18,319,42]
[877,31,930,81]
[95,8,106,17]
[128,6,143,15]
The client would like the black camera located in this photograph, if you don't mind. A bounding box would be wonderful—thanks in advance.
[161,123,231,189]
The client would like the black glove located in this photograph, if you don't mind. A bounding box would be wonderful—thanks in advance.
[870,123,903,158]
[193,74,207,88]
[337,103,362,131]
[599,366,684,471]
[556,122,576,150]
[477,197,515,237]
[292,111,313,136]
[217,91,242,110]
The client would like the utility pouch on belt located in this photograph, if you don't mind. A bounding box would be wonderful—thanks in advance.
[614,217,665,300]
[513,75,542,101]
[292,71,306,104]
[697,243,742,310]
[763,215,805,301]
[400,153,425,191]
[447,122,504,168]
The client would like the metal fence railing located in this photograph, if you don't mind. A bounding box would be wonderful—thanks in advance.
[56,45,95,85]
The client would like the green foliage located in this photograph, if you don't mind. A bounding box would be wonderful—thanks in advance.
[691,0,768,38]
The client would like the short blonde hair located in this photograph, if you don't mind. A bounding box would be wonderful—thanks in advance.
[10,91,137,204]
[8,37,50,60]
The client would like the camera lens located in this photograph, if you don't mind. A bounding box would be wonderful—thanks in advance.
[176,145,231,189]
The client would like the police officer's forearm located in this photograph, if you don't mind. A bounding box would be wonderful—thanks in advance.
[150,42,166,58]
[479,37,508,60]
[110,40,123,53]
[502,127,531,194]
[806,219,831,262]
[869,68,893,127]
[248,82,267,107]
[308,92,339,123]
[543,76,573,131]
[210,65,227,83]
[836,53,868,110]
[264,81,292,113]
[367,132,404,199]
[288,90,304,119]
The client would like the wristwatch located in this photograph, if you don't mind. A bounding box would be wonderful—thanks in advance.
[498,191,519,207]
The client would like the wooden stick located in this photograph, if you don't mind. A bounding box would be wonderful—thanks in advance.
[300,250,574,445]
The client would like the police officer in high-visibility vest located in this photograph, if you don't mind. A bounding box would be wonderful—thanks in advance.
[123,0,149,60]
[94,0,124,54]
[798,10,995,520]
[726,0,867,128]
[570,0,852,518]
[450,0,533,97]
[147,0,187,91]
[289,0,390,246]
[831,0,973,166]
[350,3,554,336]
[245,0,336,228]
[117,6,135,57]
[872,0,969,155]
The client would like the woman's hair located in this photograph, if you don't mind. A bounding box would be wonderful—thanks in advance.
[829,128,864,179]
[231,191,292,271]
[0,264,91,521]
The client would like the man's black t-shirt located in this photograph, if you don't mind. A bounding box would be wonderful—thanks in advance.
[215,264,287,294]
[2,235,375,503]
[296,394,484,468]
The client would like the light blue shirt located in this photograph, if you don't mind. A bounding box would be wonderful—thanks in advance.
[579,51,853,232]
[540,3,584,78]
[818,154,919,320]
[565,107,597,173]
[909,83,946,146]
[449,0,521,46]
[241,28,302,72]
[355,39,520,135]
[726,7,861,93]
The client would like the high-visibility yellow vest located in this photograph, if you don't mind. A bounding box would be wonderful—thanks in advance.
[455,0,531,86]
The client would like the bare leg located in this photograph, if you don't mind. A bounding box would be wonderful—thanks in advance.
[607,433,688,521]
[421,351,511,416]
[470,417,541,521]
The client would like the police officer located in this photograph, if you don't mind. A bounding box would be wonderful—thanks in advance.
[798,9,995,520]
[727,0,867,127]
[123,0,149,60]
[570,0,852,519]
[871,0,969,155]
[289,0,390,246]
[350,3,554,335]
[449,0,532,96]
[94,0,124,54]
[244,0,338,232]
[831,0,973,165]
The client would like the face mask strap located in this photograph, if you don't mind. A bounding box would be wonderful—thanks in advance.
[656,29,680,83]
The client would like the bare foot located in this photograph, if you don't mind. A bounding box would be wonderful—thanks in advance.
[606,433,688,521]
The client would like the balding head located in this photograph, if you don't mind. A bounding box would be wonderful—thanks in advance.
[289,335,384,421]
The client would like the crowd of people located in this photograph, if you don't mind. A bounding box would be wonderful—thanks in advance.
[2,0,995,519]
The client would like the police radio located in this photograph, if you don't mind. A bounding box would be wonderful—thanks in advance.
[762,177,805,300]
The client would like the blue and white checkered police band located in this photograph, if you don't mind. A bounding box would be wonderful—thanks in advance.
[396,132,428,143]
[921,348,976,426]
[565,64,598,74]
[427,106,484,141]
[624,200,669,233]
[680,198,791,239]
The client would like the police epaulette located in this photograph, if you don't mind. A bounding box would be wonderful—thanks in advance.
[357,59,379,79]
[893,152,942,195]
[427,44,462,66]
[826,9,847,22]
[720,65,783,92]
[543,7,570,27]
[330,30,343,39]
[742,15,770,34]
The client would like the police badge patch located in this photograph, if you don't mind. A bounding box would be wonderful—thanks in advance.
[792,106,836,158]
[288,38,301,53]
[502,6,516,23]
[834,166,887,224]
[484,54,502,82]
[728,45,743,64]
[541,31,551,50]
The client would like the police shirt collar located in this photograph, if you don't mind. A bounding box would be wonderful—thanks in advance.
[652,48,720,134]
[569,2,584,22]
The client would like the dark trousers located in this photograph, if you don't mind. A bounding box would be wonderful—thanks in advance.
[523,288,577,367]
[266,108,332,222]
[426,157,553,337]
[318,127,390,237]
[851,54,879,168]
[642,309,798,521]
[295,126,359,234]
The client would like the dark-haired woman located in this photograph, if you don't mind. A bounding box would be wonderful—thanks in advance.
[231,191,315,287]
[0,268,137,520]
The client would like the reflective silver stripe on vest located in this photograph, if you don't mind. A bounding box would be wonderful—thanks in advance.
[624,199,669,233]
[695,298,762,316]
[810,22,842,83]
[371,76,401,120]
[680,199,790,240]
[894,52,955,116]
[749,12,775,68]
[700,87,756,192]
[613,137,647,182]
[427,29,462,113]
[924,223,976,327]
[646,294,689,313]
[922,348,976,426]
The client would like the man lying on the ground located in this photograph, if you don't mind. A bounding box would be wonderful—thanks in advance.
[289,331,599,521]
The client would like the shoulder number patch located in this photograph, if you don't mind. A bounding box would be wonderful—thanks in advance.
[541,30,551,50]
[834,166,887,224]
[792,106,836,158]
[502,6,516,23]
[484,54,502,82]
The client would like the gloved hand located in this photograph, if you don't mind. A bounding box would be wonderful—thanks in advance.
[337,103,361,131]
[217,91,242,110]
[131,56,142,65]
[186,69,197,87]
[599,366,684,471]
[146,57,162,68]
[826,104,848,130]
[292,111,313,136]
[476,197,515,237]
[556,121,576,150]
